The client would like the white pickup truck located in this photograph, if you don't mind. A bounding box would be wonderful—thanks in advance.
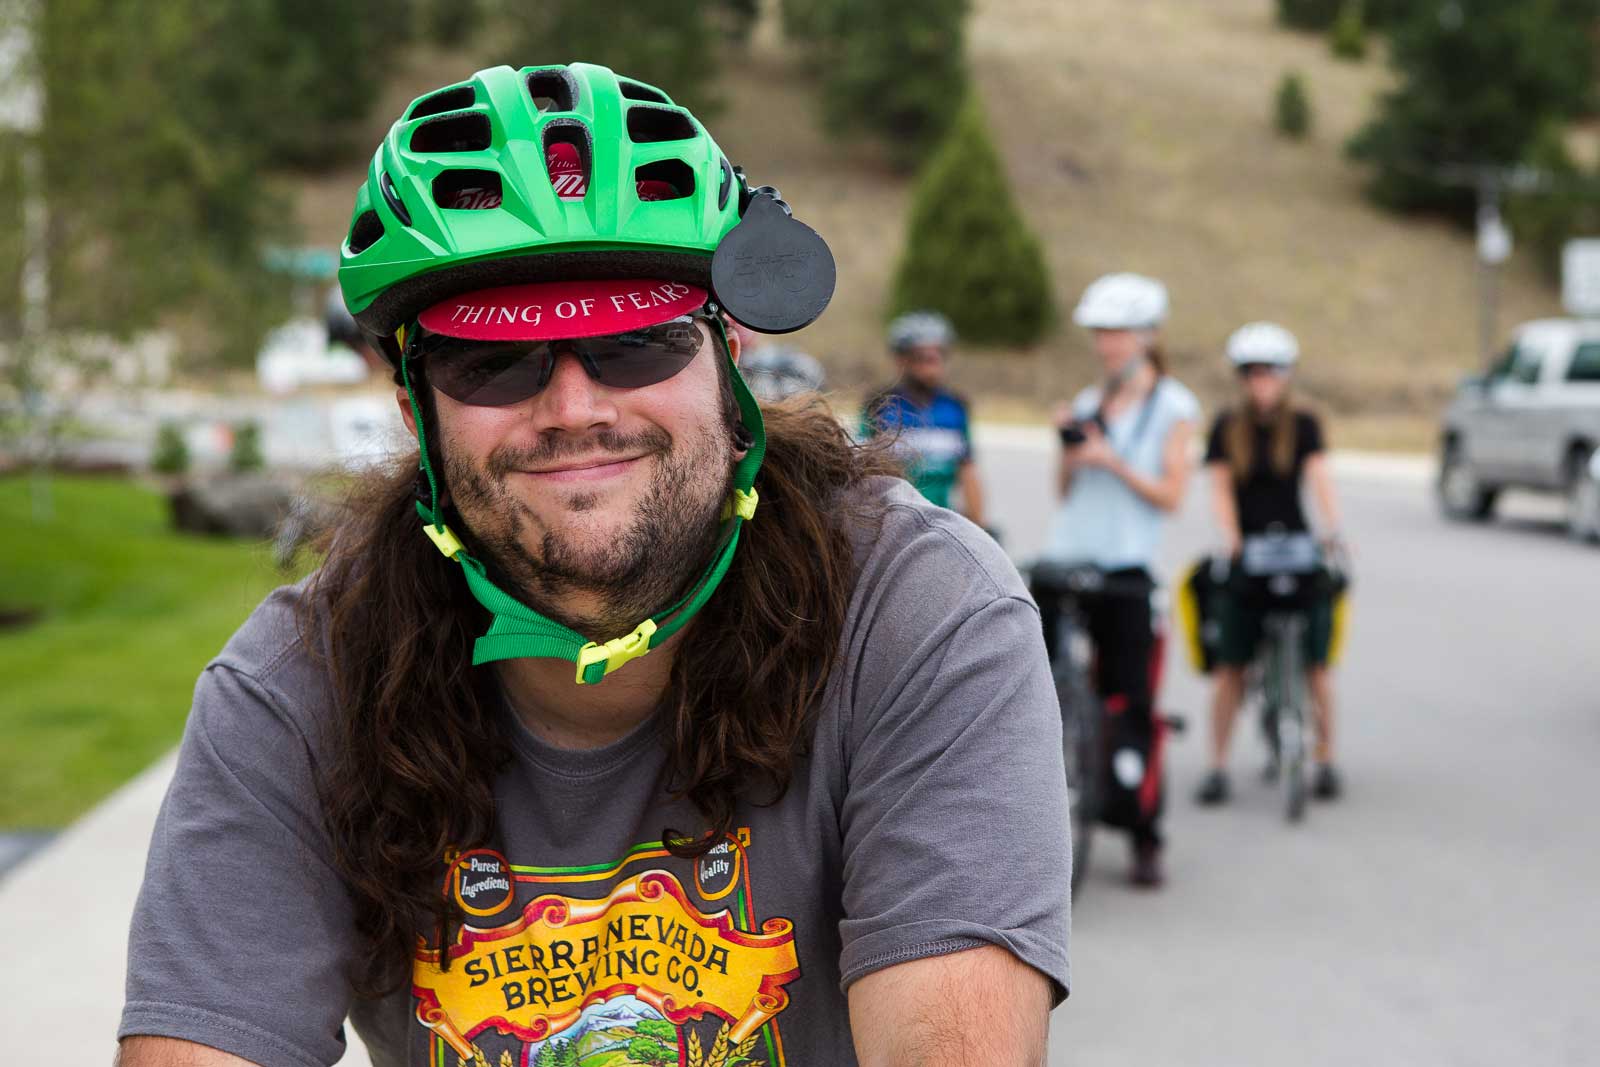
[1439,317,1600,539]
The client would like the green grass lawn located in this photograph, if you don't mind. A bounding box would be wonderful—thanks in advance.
[0,475,299,829]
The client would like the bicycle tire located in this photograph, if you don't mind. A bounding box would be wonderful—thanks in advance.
[1279,617,1309,823]
[1057,671,1099,894]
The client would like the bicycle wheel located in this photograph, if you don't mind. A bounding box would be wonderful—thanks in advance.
[1057,669,1099,894]
[1277,618,1309,823]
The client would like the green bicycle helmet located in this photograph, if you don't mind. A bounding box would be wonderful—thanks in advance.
[336,62,836,685]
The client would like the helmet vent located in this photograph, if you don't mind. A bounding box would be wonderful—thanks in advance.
[432,169,503,210]
[542,121,591,200]
[408,85,476,120]
[618,79,669,105]
[346,209,384,255]
[379,173,412,226]
[634,160,695,202]
[718,157,733,210]
[626,105,696,144]
[410,113,492,153]
[527,69,577,113]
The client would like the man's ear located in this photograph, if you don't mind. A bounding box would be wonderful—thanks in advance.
[396,387,419,440]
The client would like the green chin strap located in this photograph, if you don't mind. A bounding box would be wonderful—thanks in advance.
[400,310,765,685]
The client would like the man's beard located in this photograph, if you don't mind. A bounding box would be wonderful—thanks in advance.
[443,422,735,638]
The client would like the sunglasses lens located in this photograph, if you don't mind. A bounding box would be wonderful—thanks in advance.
[420,316,709,406]
[429,343,553,406]
[584,317,706,389]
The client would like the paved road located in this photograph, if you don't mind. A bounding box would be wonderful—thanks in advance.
[963,431,1600,1067]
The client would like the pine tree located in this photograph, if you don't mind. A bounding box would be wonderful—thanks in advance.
[1329,1,1368,59]
[500,0,723,116]
[1347,0,1600,219]
[1508,122,1600,285]
[888,99,1055,347]
[817,0,969,171]
[1274,72,1312,139]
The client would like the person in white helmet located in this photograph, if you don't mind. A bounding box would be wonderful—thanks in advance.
[1195,322,1347,806]
[1041,272,1200,888]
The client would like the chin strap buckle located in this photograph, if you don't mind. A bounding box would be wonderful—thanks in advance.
[423,521,465,559]
[721,487,759,523]
[575,618,659,685]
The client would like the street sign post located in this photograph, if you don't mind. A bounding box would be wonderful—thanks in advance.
[1561,239,1600,318]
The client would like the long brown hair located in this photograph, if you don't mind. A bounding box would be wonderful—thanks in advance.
[301,394,897,997]
[1224,384,1299,482]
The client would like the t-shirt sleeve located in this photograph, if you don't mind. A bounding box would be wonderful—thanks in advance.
[119,664,357,1067]
[1204,411,1230,465]
[837,517,1070,1003]
[1298,410,1326,458]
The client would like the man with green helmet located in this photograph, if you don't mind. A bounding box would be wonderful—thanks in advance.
[119,64,1067,1067]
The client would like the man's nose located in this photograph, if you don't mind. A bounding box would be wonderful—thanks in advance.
[528,350,617,433]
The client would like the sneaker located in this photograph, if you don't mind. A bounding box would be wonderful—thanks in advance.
[1130,841,1164,888]
[1312,763,1342,801]
[1195,769,1230,806]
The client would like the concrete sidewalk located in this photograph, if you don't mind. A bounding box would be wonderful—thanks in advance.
[0,754,372,1065]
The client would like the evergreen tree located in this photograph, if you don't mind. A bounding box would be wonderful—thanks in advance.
[1508,122,1600,285]
[36,0,292,367]
[889,99,1054,347]
[1330,1,1368,59]
[818,0,969,171]
[500,0,723,116]
[1347,0,1600,219]
[1278,0,1345,29]
[1275,71,1313,139]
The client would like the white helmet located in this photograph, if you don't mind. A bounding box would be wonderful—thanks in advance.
[1226,321,1300,367]
[888,310,955,353]
[1073,273,1169,331]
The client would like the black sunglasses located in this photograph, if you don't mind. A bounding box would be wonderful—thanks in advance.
[1237,362,1288,379]
[410,312,717,407]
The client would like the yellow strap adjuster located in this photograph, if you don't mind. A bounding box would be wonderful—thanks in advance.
[721,487,759,523]
[423,522,465,559]
[575,618,659,684]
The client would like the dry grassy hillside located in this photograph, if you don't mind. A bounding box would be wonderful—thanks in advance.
[293,0,1570,448]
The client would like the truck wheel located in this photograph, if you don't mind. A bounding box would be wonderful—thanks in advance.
[1564,446,1600,542]
[1438,441,1497,521]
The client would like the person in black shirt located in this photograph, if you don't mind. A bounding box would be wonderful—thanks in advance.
[1196,323,1347,805]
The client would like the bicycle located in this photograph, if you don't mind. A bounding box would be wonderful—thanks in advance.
[1228,532,1345,823]
[1026,562,1182,891]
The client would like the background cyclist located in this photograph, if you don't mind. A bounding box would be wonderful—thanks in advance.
[861,310,988,526]
[1042,272,1199,888]
[1196,322,1347,805]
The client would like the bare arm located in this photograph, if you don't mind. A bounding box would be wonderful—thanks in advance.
[1103,418,1196,513]
[1303,451,1342,538]
[848,945,1052,1067]
[1209,461,1242,557]
[117,1037,261,1066]
[957,459,987,527]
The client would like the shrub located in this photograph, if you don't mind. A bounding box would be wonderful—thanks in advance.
[229,421,264,474]
[1275,72,1313,139]
[151,421,189,476]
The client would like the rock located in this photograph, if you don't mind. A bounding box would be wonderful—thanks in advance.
[167,475,296,539]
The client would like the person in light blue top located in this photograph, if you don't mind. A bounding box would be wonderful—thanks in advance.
[1038,272,1199,889]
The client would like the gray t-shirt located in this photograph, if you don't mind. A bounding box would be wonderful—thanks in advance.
[120,478,1070,1067]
